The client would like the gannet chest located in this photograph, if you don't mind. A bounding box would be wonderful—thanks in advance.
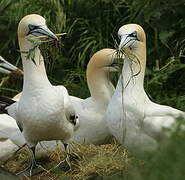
[17,86,65,128]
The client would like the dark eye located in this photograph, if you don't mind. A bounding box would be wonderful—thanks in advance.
[129,31,137,38]
[111,62,117,66]
[118,34,121,40]
[69,115,78,125]
[70,115,75,121]
[28,24,39,31]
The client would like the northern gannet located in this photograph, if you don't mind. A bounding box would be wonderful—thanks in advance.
[106,24,185,152]
[0,114,62,162]
[0,67,24,161]
[0,14,79,171]
[0,114,23,162]
[0,48,120,145]
[71,48,120,144]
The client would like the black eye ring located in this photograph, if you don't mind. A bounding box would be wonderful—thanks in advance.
[69,114,78,126]
[28,24,39,31]
[70,115,75,121]
[129,31,137,38]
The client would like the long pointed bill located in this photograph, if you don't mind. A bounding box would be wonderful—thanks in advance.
[28,25,58,40]
[103,63,120,72]
[119,35,135,50]
[0,56,20,74]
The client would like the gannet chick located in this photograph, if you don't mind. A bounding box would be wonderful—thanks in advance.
[106,24,185,153]
[0,14,79,174]
[71,48,120,144]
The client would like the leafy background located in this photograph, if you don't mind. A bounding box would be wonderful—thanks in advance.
[0,0,185,179]
[0,0,185,109]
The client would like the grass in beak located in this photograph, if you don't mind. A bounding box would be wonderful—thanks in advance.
[19,33,66,65]
[106,37,125,87]
[112,36,125,73]
[107,50,124,88]
[27,33,67,44]
[114,44,141,89]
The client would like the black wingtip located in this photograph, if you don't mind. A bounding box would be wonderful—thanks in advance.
[0,96,16,115]
[0,103,8,114]
[0,95,16,105]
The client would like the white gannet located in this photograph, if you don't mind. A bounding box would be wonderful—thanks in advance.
[0,48,120,145]
[0,113,61,162]
[106,24,185,152]
[0,14,79,170]
[0,114,23,162]
[0,114,25,147]
[71,48,120,144]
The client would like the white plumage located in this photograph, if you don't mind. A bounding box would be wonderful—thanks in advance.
[0,48,119,147]
[3,14,79,153]
[71,48,119,144]
[0,114,25,146]
[0,114,67,162]
[0,114,23,162]
[106,24,185,152]
[0,48,120,146]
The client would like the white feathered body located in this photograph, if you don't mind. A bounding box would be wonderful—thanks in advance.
[107,75,185,152]
[71,96,111,145]
[106,55,185,152]
[0,114,68,161]
[8,85,73,147]
[0,114,25,146]
[0,114,23,162]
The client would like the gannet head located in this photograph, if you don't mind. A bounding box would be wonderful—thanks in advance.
[18,14,58,40]
[118,24,146,51]
[65,106,80,131]
[90,49,120,72]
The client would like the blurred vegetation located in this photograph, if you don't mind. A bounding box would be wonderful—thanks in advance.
[126,117,185,180]
[0,0,184,110]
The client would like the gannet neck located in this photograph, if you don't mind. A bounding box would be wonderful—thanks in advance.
[87,68,114,106]
[19,37,51,91]
[119,43,146,92]
[87,49,115,107]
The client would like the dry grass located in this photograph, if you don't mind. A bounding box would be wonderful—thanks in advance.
[1,141,132,180]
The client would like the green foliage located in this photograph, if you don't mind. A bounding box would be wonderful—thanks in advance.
[0,0,185,106]
[127,117,185,180]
